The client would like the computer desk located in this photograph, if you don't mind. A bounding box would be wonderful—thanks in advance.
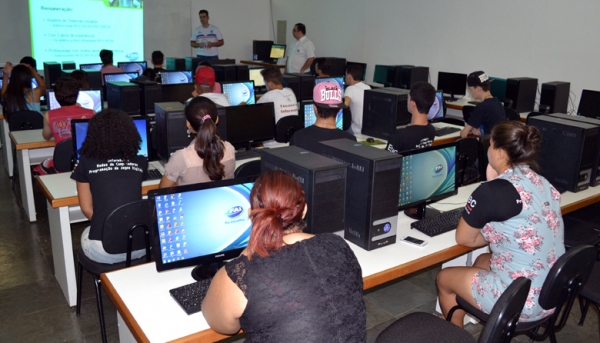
[99,182,600,343]
[10,129,55,222]
[239,60,286,69]
[0,114,12,177]
[354,121,464,149]
[445,98,528,123]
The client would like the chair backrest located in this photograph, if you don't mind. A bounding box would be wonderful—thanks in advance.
[462,105,475,123]
[275,115,304,143]
[479,277,531,343]
[504,107,521,121]
[102,200,153,264]
[456,137,482,186]
[479,135,491,180]
[234,159,261,179]
[342,107,352,131]
[53,138,74,173]
[8,110,44,131]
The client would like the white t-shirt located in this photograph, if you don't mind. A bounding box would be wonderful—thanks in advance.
[287,36,315,73]
[344,82,371,134]
[257,88,299,123]
[200,93,231,107]
[190,24,223,57]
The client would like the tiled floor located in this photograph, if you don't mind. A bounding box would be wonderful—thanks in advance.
[0,155,598,343]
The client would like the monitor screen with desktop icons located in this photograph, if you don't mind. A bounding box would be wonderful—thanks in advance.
[79,63,104,71]
[301,100,343,130]
[117,61,147,74]
[160,71,193,85]
[222,81,256,105]
[71,117,149,159]
[427,90,445,121]
[103,72,139,84]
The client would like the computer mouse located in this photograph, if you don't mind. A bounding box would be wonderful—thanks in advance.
[366,138,375,143]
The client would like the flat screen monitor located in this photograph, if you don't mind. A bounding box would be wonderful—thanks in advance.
[489,76,507,102]
[437,72,467,101]
[160,71,193,85]
[148,178,254,279]
[0,77,39,93]
[269,44,286,59]
[117,61,147,74]
[373,65,390,84]
[71,116,149,159]
[46,89,103,113]
[398,142,458,219]
[249,68,265,87]
[79,63,103,71]
[346,61,367,81]
[103,72,139,84]
[427,91,446,122]
[577,89,600,119]
[222,81,256,105]
[301,100,343,130]
[225,102,275,146]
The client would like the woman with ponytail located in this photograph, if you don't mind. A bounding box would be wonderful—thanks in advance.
[202,170,366,342]
[437,121,565,328]
[158,96,235,188]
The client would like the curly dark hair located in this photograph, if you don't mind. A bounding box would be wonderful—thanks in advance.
[3,65,33,114]
[79,109,141,160]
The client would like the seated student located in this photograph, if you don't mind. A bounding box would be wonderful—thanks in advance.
[70,70,90,89]
[159,97,235,188]
[460,71,506,138]
[202,170,367,342]
[151,50,166,73]
[190,66,230,107]
[344,64,371,134]
[257,66,298,123]
[386,81,436,154]
[19,56,38,70]
[314,57,331,77]
[99,49,125,85]
[1,62,47,116]
[71,109,148,264]
[289,81,356,151]
[198,62,221,93]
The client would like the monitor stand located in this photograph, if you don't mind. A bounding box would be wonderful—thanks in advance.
[403,203,442,220]
[443,93,457,102]
[191,262,225,281]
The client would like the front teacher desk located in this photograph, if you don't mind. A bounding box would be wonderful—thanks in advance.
[100,183,600,343]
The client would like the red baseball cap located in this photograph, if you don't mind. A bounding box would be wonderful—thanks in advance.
[195,66,216,88]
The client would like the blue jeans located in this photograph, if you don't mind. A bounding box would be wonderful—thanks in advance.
[197,55,219,63]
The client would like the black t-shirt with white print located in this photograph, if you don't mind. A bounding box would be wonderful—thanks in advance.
[462,178,523,229]
[385,124,436,154]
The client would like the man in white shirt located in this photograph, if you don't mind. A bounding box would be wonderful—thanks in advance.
[343,64,371,134]
[287,23,315,74]
[193,66,230,107]
[190,10,224,62]
[257,67,298,123]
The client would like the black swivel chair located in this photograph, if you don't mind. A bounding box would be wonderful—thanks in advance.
[447,245,597,343]
[275,115,304,143]
[504,107,521,121]
[52,139,74,173]
[234,159,261,179]
[462,105,475,124]
[577,261,600,338]
[8,110,45,189]
[456,137,482,187]
[376,277,531,343]
[76,200,153,343]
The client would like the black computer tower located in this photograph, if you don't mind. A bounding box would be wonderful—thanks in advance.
[213,64,237,82]
[540,82,570,114]
[314,139,402,250]
[210,59,236,66]
[62,61,76,70]
[166,57,186,71]
[529,116,598,192]
[43,62,62,87]
[161,83,195,103]
[505,77,538,113]
[132,80,162,116]
[234,64,249,81]
[362,88,411,140]
[106,81,140,115]
[184,57,202,72]
[401,66,429,89]
[154,102,192,161]
[216,106,227,140]
[282,74,301,101]
[548,113,600,186]
[253,40,273,60]
[86,70,102,90]
[261,146,347,234]
[289,73,315,101]
[387,65,414,89]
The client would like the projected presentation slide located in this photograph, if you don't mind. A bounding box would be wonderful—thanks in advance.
[29,0,143,67]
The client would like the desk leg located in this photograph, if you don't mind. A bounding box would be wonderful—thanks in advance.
[17,149,36,222]
[117,312,137,343]
[48,202,77,307]
[1,119,13,177]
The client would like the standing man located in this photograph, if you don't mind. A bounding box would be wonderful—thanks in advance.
[190,10,224,63]
[287,23,315,74]
[344,64,371,134]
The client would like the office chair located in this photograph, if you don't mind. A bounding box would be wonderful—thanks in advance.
[52,139,74,173]
[376,277,531,343]
[76,200,153,343]
[561,215,600,252]
[275,115,303,143]
[447,245,597,343]
[577,261,600,338]
[342,107,352,131]
[456,138,482,187]
[8,110,45,189]
[462,105,475,124]
[504,107,521,121]
[234,159,261,179]
[479,135,491,181]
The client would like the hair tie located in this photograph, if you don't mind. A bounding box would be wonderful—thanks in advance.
[202,114,211,123]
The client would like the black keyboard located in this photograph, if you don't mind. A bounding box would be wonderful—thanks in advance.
[411,208,463,237]
[147,169,163,180]
[235,150,262,160]
[169,278,212,315]
[435,127,461,137]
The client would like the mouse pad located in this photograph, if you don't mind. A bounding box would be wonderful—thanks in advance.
[360,140,386,146]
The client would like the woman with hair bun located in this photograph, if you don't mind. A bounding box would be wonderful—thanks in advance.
[159,96,235,188]
[202,170,366,342]
[437,121,565,327]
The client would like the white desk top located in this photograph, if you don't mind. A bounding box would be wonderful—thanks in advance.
[10,129,54,148]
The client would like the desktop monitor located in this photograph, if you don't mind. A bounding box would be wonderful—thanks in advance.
[269,44,286,60]
[224,102,275,146]
[71,116,149,159]
[0,77,39,94]
[301,100,343,130]
[160,71,193,85]
[373,65,390,84]
[427,91,446,122]
[489,76,507,102]
[437,72,467,101]
[577,89,600,119]
[79,63,104,71]
[148,178,254,279]
[103,72,139,84]
[398,142,458,219]
[222,81,256,105]
[249,68,265,87]
[346,61,367,81]
[46,89,103,113]
[117,61,147,74]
